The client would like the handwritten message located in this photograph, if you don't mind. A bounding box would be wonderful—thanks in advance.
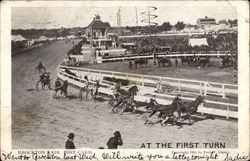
[1,150,249,161]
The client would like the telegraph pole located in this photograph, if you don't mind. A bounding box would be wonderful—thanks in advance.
[135,7,139,33]
[116,7,121,43]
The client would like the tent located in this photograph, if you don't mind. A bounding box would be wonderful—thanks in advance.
[67,35,77,39]
[11,35,26,41]
[37,36,48,41]
[189,38,208,46]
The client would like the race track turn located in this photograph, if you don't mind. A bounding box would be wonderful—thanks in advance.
[12,40,238,149]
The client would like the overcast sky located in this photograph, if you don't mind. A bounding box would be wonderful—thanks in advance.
[12,2,237,29]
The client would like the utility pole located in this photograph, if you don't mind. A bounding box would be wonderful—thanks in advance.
[116,7,121,43]
[135,7,138,33]
[148,7,151,28]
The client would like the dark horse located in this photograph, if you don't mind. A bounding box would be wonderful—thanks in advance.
[144,95,182,125]
[181,56,192,65]
[176,95,205,124]
[221,56,233,67]
[51,80,68,98]
[36,76,51,90]
[198,57,210,68]
[111,85,139,114]
[158,57,171,67]
[134,59,148,68]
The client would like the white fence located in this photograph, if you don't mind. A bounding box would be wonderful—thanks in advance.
[57,65,238,119]
[59,65,237,98]
[70,51,235,63]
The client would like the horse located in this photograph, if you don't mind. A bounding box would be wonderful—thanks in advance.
[198,58,210,68]
[221,56,233,67]
[158,57,171,67]
[180,57,191,65]
[35,64,46,74]
[134,59,148,68]
[144,96,182,125]
[111,85,139,114]
[36,77,51,90]
[176,95,205,124]
[50,80,68,98]
[78,81,99,100]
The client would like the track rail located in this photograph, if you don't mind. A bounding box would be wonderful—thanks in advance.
[57,65,238,119]
[70,51,236,63]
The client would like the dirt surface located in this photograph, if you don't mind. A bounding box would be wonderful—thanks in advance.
[12,40,238,149]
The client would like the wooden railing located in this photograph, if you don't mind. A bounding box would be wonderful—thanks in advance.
[58,65,237,98]
[57,65,238,119]
[69,51,236,63]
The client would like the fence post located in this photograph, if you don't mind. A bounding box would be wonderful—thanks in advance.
[200,103,204,115]
[222,84,226,98]
[200,82,202,95]
[178,80,181,92]
[226,105,229,119]
[99,71,102,81]
[204,82,207,96]
[142,75,144,86]
[159,78,162,90]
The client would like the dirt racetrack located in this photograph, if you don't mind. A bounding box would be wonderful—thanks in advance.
[12,40,238,149]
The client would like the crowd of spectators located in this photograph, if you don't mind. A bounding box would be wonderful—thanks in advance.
[119,33,238,53]
[11,40,52,56]
[67,38,87,55]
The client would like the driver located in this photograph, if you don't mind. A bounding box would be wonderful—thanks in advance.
[45,73,50,82]
[55,78,62,90]
[40,72,46,82]
[82,76,90,90]
[38,62,43,68]
[145,95,158,111]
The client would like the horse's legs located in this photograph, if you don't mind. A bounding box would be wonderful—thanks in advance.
[48,83,51,90]
[161,116,169,126]
[36,81,41,90]
[145,110,157,124]
[50,90,57,99]
[114,100,122,107]
[78,89,84,99]
[86,91,89,99]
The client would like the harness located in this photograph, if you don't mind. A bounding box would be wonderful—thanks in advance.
[40,74,46,81]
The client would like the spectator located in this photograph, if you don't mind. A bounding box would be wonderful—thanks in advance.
[145,95,158,111]
[65,133,75,149]
[129,60,132,69]
[107,131,123,149]
[175,58,178,67]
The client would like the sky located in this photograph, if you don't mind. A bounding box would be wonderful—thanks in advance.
[11,2,237,29]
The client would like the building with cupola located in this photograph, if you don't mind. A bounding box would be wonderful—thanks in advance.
[86,14,111,39]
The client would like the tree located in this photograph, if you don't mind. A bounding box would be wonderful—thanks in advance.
[160,22,172,31]
[174,21,185,31]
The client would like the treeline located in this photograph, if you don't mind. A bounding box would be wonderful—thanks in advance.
[12,27,85,39]
[125,21,186,33]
